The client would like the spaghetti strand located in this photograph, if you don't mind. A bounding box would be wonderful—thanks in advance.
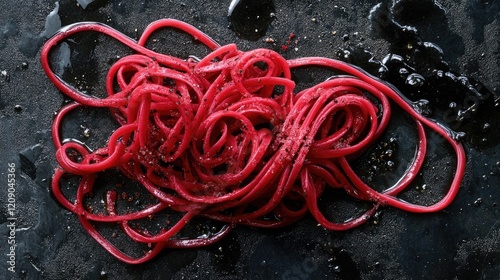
[42,19,466,264]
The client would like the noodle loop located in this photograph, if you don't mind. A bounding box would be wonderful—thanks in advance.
[41,19,466,264]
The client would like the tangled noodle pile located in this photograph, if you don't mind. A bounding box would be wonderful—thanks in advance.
[41,19,466,263]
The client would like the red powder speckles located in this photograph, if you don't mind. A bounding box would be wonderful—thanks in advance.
[41,19,466,264]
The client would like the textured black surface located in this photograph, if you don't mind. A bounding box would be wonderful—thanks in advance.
[0,0,499,279]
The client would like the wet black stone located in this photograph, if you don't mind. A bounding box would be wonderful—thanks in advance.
[366,0,499,149]
[228,0,275,41]
[19,144,43,180]
[1,1,500,279]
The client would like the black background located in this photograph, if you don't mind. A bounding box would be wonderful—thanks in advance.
[0,0,499,279]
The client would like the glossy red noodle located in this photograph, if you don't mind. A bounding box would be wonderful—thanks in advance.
[41,19,466,263]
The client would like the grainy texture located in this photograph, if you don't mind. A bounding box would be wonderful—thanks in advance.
[0,0,499,279]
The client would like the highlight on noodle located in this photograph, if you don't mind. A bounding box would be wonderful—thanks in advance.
[41,19,466,263]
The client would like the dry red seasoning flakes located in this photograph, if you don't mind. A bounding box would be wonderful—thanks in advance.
[42,19,466,263]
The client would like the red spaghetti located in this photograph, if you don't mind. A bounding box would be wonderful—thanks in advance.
[41,19,466,263]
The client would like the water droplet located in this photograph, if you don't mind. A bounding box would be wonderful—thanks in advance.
[80,125,92,138]
[474,198,483,207]
[377,66,388,78]
[341,49,351,59]
[406,73,425,87]
[372,211,382,225]
[385,149,393,157]
[413,99,432,115]
[399,67,409,77]
[451,131,466,141]
[386,160,395,170]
